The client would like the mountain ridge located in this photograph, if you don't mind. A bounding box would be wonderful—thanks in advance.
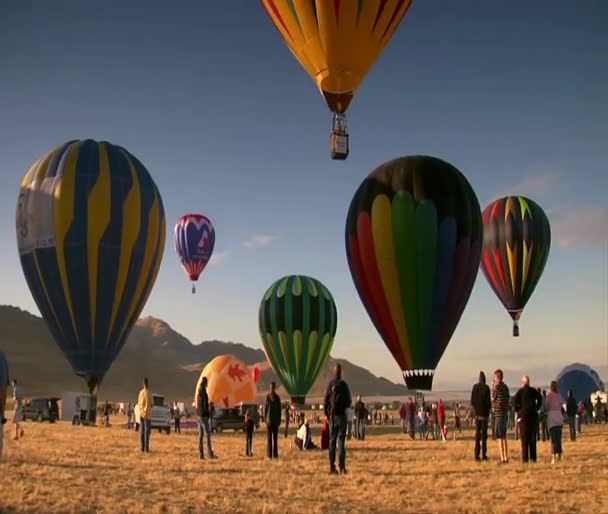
[0,305,408,402]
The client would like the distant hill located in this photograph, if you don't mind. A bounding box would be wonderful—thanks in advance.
[0,305,408,402]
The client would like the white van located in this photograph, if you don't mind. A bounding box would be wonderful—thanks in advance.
[134,393,171,434]
[61,392,94,425]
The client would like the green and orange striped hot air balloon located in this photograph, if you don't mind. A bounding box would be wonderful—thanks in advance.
[258,275,337,405]
[345,156,482,390]
[480,196,551,337]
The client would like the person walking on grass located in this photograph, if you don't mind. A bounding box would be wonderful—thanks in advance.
[137,378,152,453]
[264,382,282,459]
[244,410,254,457]
[324,363,352,475]
[0,350,9,461]
[565,390,577,441]
[491,369,510,463]
[471,371,491,461]
[11,379,24,441]
[546,380,565,464]
[196,377,217,460]
[173,402,181,434]
[513,375,542,463]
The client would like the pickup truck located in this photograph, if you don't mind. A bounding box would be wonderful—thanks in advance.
[134,394,171,434]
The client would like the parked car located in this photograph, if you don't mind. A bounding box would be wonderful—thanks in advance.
[134,394,171,434]
[211,407,245,433]
[22,397,59,423]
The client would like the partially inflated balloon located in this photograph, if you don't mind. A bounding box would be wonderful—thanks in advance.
[345,156,482,390]
[16,140,165,397]
[174,214,215,293]
[258,275,337,405]
[195,355,258,408]
[480,196,551,336]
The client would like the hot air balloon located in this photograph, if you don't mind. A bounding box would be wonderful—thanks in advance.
[258,275,337,405]
[480,196,551,337]
[195,355,259,408]
[16,140,165,421]
[174,214,215,293]
[345,156,482,390]
[261,0,413,160]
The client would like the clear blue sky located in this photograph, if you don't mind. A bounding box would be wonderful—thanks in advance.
[1,1,606,389]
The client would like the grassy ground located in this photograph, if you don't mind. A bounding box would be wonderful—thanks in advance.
[1,417,607,514]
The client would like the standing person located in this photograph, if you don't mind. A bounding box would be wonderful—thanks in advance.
[513,375,542,463]
[103,401,111,427]
[406,397,416,440]
[491,369,510,463]
[546,381,565,464]
[137,378,152,453]
[399,402,406,434]
[565,390,577,441]
[196,377,217,460]
[438,400,447,441]
[173,402,181,434]
[11,379,24,440]
[264,382,282,459]
[283,403,290,438]
[323,363,352,475]
[126,402,134,430]
[471,371,491,461]
[537,389,548,442]
[244,410,254,457]
[0,350,9,461]
[354,395,367,440]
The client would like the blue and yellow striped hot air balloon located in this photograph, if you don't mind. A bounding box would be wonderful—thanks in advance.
[16,140,166,404]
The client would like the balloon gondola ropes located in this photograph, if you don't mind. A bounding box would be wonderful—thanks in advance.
[330,113,349,160]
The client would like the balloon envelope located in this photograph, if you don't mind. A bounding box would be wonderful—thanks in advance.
[195,355,258,408]
[174,214,215,282]
[345,156,482,390]
[16,139,166,394]
[480,196,551,336]
[258,275,337,405]
[261,0,412,113]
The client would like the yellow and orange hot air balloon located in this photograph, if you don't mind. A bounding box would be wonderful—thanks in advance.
[195,355,261,408]
[261,0,413,160]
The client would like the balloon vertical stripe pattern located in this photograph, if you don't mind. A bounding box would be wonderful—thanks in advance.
[261,0,413,113]
[259,275,337,404]
[16,139,165,392]
[480,196,551,336]
[346,156,482,390]
[174,214,215,286]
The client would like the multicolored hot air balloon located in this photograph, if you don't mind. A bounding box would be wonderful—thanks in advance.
[258,275,337,405]
[480,196,551,337]
[345,156,482,390]
[262,0,413,160]
[174,214,215,293]
[195,355,260,409]
[16,140,165,417]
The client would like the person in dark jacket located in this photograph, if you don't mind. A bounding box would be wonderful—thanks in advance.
[565,390,577,441]
[196,377,217,460]
[354,396,367,440]
[264,382,282,459]
[470,371,491,461]
[513,375,542,462]
[283,403,290,438]
[324,363,352,474]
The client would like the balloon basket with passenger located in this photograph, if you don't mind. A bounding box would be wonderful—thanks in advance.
[330,113,349,160]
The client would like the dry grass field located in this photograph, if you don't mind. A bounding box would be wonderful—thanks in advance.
[1,416,607,514]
